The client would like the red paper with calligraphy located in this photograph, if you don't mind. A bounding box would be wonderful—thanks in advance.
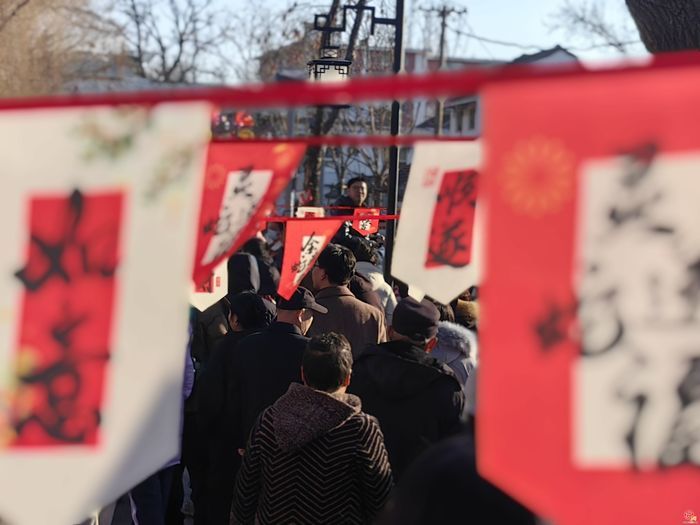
[278,218,344,300]
[425,170,477,268]
[11,190,122,447]
[352,208,380,236]
[479,65,700,525]
[192,142,306,286]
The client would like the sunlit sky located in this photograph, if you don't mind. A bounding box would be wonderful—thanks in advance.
[258,0,648,67]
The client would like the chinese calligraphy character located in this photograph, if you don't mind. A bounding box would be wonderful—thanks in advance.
[574,143,700,468]
[10,189,122,447]
[426,169,478,268]
[201,167,274,266]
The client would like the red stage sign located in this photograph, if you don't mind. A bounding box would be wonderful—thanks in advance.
[278,218,344,300]
[352,208,380,236]
[11,190,122,447]
[479,64,700,525]
[192,142,306,286]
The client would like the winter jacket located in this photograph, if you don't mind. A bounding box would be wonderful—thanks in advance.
[379,431,536,525]
[191,253,261,364]
[253,255,281,296]
[229,322,309,449]
[348,340,464,480]
[196,330,253,525]
[432,321,477,391]
[330,195,364,216]
[231,383,393,525]
[355,261,398,324]
[308,285,387,358]
[349,272,386,314]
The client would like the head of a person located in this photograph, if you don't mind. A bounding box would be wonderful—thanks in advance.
[454,299,479,332]
[301,332,353,394]
[226,291,274,332]
[390,297,441,352]
[349,236,378,266]
[393,279,410,300]
[264,222,284,245]
[241,237,274,265]
[275,286,327,335]
[227,252,260,295]
[312,243,356,290]
[429,298,455,323]
[345,176,368,207]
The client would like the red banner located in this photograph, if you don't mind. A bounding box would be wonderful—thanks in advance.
[192,142,306,286]
[278,219,345,300]
[480,66,700,525]
[11,190,123,447]
[352,208,380,236]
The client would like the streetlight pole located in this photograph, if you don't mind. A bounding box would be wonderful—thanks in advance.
[306,0,404,282]
[383,0,404,283]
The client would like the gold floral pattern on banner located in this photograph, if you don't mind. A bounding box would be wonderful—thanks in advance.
[500,137,576,216]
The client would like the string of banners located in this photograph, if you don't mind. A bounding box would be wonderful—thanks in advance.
[0,53,697,525]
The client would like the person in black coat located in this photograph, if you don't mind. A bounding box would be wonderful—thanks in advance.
[379,428,537,525]
[241,238,281,297]
[191,253,261,365]
[229,287,328,457]
[195,292,274,525]
[186,253,261,525]
[348,297,465,480]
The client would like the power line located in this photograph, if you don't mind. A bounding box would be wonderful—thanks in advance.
[447,24,641,53]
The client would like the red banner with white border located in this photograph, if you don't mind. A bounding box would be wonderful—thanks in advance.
[192,142,306,286]
[278,218,345,300]
[352,207,380,236]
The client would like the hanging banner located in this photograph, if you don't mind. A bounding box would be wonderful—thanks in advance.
[0,102,211,525]
[352,208,380,236]
[479,65,700,525]
[392,141,482,304]
[278,219,345,300]
[189,259,228,312]
[192,142,306,286]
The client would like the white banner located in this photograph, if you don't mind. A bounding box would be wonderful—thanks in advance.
[392,141,483,304]
[0,102,211,525]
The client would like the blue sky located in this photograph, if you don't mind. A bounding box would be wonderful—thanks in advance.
[259,0,648,66]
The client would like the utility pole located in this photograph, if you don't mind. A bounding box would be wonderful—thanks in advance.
[383,0,404,283]
[420,3,468,136]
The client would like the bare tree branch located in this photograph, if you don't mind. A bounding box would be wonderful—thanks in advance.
[0,0,32,33]
[550,0,637,54]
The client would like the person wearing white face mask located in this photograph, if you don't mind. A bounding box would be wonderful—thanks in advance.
[262,222,284,268]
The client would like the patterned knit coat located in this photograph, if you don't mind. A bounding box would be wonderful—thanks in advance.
[231,383,393,524]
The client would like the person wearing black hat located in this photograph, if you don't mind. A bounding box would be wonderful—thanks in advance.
[225,287,328,489]
[348,297,465,480]
[194,292,274,525]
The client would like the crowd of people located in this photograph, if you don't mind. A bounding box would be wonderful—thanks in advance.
[111,177,537,525]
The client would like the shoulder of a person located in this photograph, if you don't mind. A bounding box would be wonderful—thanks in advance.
[353,346,383,365]
[234,331,267,354]
[354,411,383,430]
[433,366,464,394]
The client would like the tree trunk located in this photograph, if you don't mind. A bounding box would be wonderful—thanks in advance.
[626,0,700,52]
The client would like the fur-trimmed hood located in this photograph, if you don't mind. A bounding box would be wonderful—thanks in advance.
[270,383,362,452]
[435,321,476,360]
